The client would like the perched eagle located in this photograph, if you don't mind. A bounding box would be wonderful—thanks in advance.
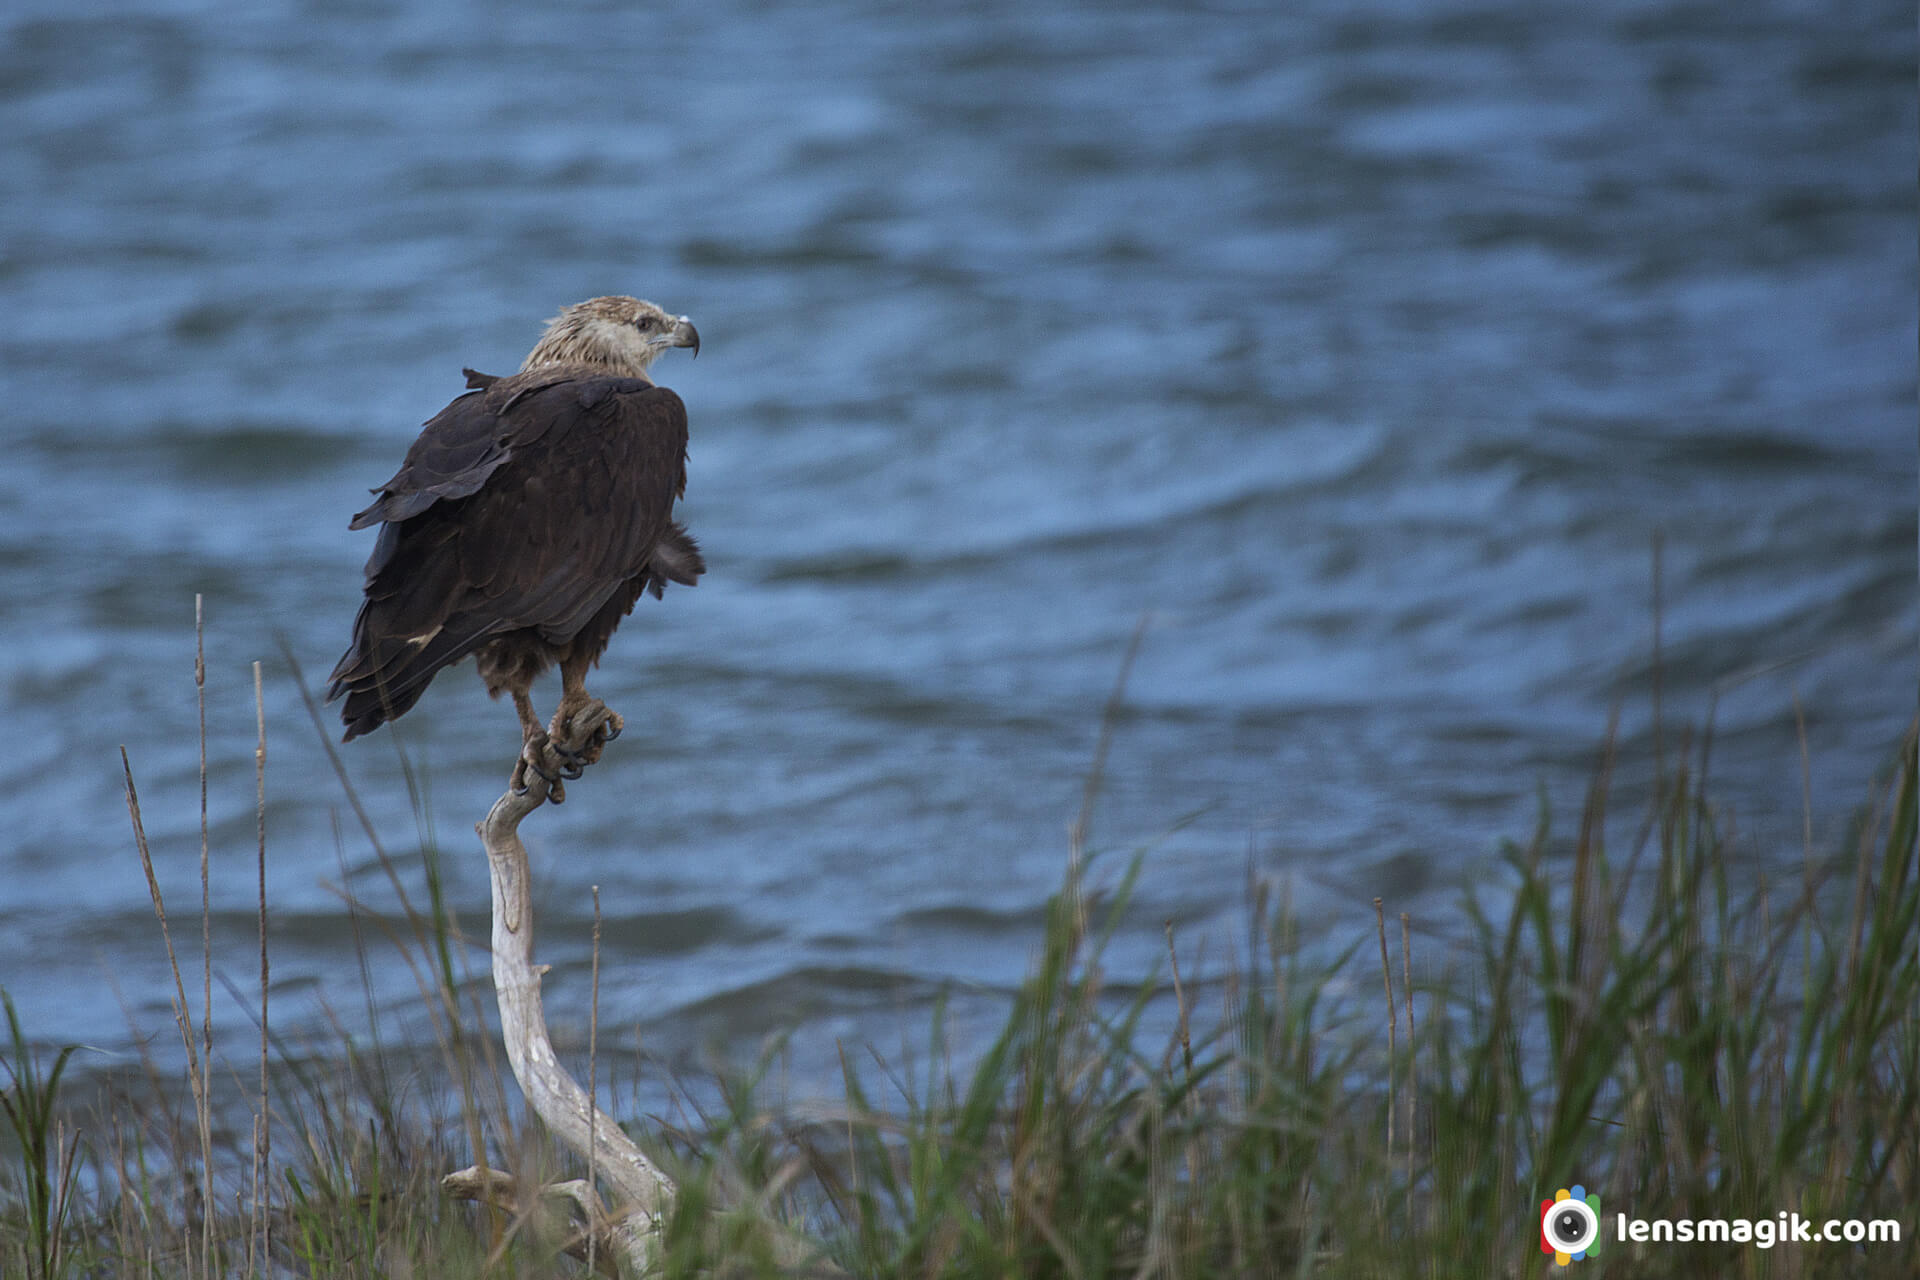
[328,295,704,800]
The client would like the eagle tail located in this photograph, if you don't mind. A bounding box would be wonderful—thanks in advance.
[642,522,706,600]
[327,609,491,740]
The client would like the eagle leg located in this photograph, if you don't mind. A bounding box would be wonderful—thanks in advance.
[509,686,571,801]
[546,657,625,775]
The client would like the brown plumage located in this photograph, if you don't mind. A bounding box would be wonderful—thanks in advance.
[328,296,704,796]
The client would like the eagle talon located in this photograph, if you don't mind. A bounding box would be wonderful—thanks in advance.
[548,699,621,773]
[511,732,566,799]
[544,737,588,777]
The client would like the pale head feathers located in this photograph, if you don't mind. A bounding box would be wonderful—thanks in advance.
[520,295,700,378]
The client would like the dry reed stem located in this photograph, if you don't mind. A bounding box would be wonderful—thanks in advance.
[1164,921,1192,1078]
[1794,695,1815,997]
[277,641,431,934]
[252,658,270,1274]
[1373,897,1394,1162]
[1399,910,1414,1191]
[194,595,214,1277]
[1650,531,1665,786]
[121,747,209,1276]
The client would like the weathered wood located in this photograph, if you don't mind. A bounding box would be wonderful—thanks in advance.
[454,727,836,1275]
[456,759,672,1273]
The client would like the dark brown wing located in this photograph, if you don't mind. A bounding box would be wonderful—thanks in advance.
[345,369,542,531]
[328,374,694,739]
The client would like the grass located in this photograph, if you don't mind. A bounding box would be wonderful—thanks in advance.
[1,690,1913,1276]
[653,720,1916,1279]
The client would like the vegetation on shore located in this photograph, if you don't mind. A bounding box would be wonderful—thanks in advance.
[3,707,1914,1277]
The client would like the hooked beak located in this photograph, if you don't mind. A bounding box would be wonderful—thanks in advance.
[671,316,700,359]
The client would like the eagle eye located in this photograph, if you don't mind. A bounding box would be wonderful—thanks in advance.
[634,315,655,332]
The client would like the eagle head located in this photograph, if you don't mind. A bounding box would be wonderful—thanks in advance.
[521,295,700,377]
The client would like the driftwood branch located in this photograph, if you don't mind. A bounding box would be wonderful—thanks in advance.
[451,767,672,1273]
[455,735,836,1275]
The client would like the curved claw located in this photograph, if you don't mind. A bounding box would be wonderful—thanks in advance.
[510,758,554,797]
[601,718,623,742]
[544,738,589,779]
[514,734,562,797]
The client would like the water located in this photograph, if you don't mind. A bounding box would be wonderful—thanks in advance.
[1,0,1912,1084]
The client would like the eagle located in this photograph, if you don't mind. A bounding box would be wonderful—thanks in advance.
[328,295,704,801]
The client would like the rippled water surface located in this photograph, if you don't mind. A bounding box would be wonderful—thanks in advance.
[1,0,1912,1078]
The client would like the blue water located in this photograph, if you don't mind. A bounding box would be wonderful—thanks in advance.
[0,0,1912,1081]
